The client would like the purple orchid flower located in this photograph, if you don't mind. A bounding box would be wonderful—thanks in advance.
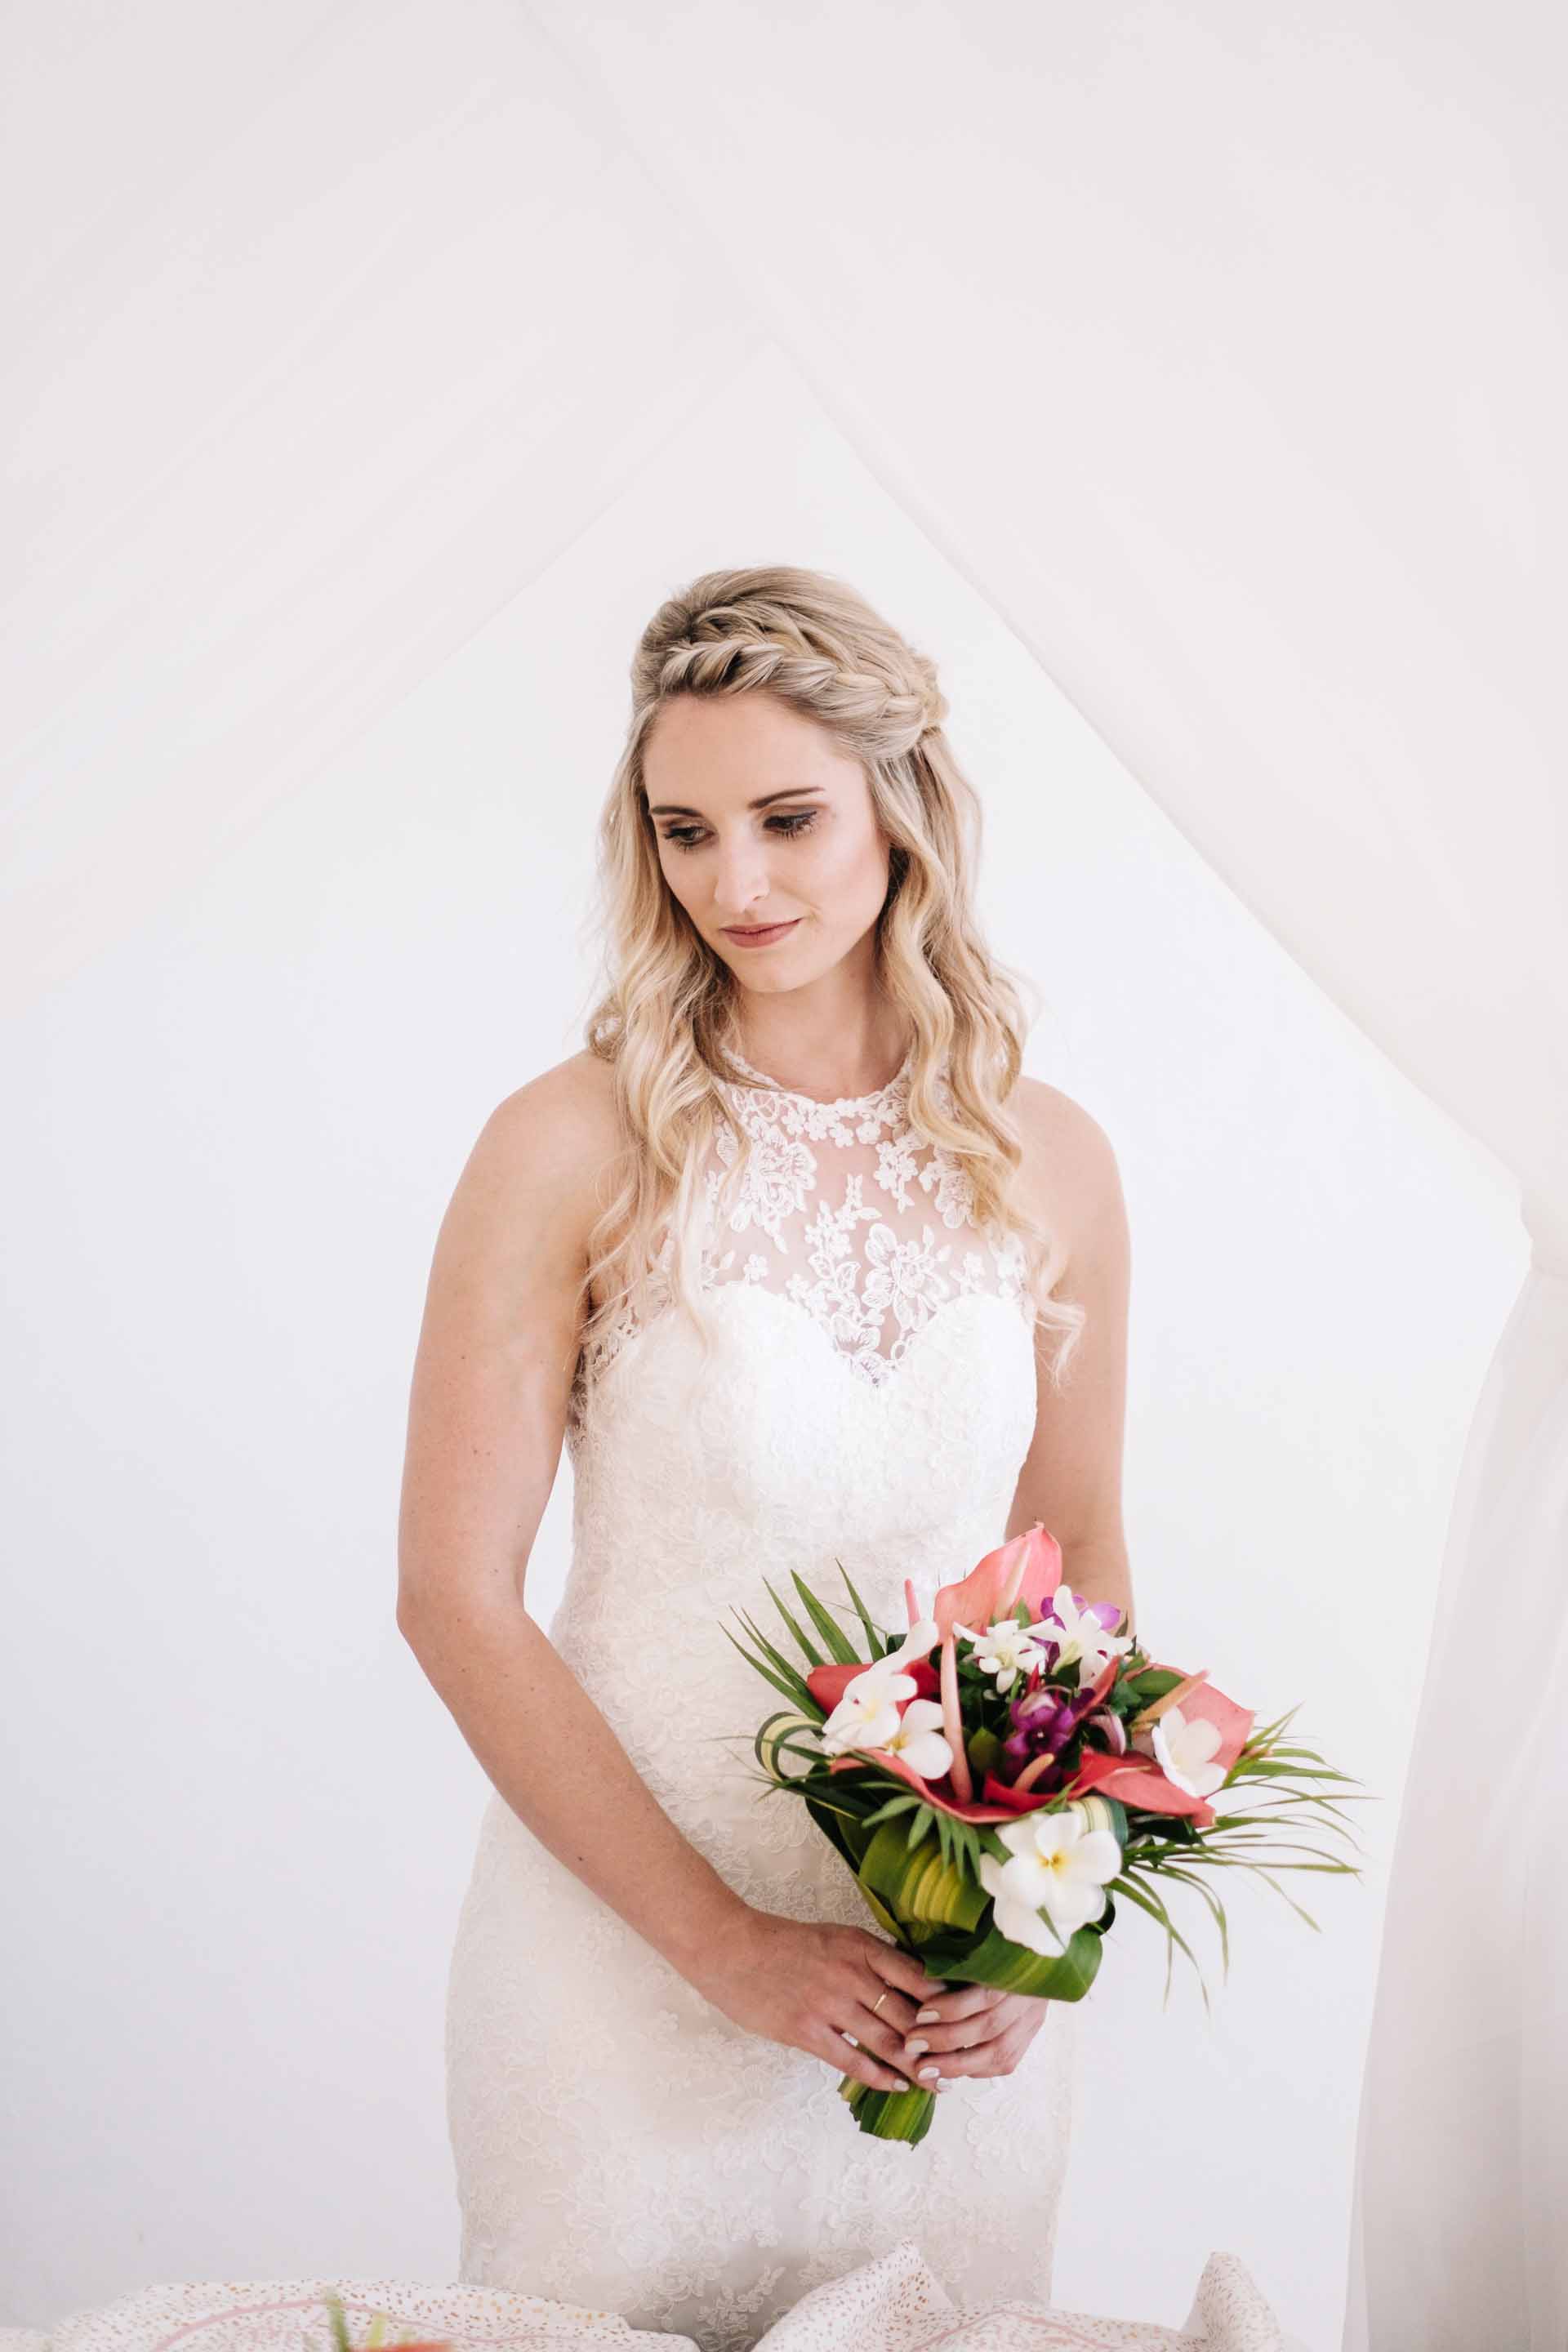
[1000,1655,1121,1785]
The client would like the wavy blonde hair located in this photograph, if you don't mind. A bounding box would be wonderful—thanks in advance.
[570,564,1086,1411]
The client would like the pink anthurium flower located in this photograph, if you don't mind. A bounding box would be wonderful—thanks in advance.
[1148,1675,1255,1770]
[908,1521,1064,1645]
[939,1626,972,1802]
[981,1770,1062,1815]
[826,1744,1049,1824]
[1060,1748,1218,1826]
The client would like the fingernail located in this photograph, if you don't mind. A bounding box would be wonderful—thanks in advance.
[919,2065,940,2082]
[915,2007,938,2023]
[905,2038,929,2057]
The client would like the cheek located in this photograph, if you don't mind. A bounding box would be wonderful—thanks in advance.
[812,824,888,902]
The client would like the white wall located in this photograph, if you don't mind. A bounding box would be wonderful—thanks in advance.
[1,359,1526,2349]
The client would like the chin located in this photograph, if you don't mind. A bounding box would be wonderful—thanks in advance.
[728,964,803,993]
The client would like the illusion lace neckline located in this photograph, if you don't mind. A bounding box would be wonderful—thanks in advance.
[719,1040,915,1113]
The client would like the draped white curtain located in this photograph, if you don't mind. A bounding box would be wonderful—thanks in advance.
[3,6,1563,2347]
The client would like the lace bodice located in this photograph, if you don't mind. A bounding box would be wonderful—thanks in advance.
[566,1043,1033,1444]
[547,1034,1044,1900]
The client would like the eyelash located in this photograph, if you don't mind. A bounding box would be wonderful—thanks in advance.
[660,810,821,854]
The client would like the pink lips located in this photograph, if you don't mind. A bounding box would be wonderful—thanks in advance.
[722,919,800,947]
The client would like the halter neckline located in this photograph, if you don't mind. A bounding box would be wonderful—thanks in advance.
[721,1041,915,1113]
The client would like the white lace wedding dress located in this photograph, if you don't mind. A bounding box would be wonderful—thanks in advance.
[443,1042,1079,2352]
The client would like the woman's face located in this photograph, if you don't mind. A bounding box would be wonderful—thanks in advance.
[644,692,893,995]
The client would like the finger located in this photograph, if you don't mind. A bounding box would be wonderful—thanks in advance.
[866,1940,947,2002]
[822,2020,919,2095]
[910,2027,1027,2082]
[856,1989,929,2075]
[859,1975,924,2037]
[906,1980,1004,2026]
[902,2010,1009,2060]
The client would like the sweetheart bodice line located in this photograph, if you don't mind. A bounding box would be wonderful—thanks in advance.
[566,1044,1032,1450]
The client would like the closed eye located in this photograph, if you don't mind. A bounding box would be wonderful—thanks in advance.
[661,810,821,853]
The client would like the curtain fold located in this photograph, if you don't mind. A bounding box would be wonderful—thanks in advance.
[1345,1241,1568,2347]
[0,0,761,1009]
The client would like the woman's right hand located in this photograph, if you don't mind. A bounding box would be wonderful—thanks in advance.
[688,1907,949,2094]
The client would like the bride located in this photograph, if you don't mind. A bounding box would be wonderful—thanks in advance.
[396,565,1134,2352]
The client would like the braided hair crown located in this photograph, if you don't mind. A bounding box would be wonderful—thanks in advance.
[631,565,947,759]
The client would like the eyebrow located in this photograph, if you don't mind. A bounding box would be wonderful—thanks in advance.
[646,785,828,818]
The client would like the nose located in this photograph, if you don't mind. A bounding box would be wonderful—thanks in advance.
[710,833,777,924]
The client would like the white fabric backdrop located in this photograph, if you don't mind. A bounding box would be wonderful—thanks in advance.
[2,6,1561,2348]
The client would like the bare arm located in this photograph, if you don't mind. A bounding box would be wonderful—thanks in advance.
[1004,1081,1137,1639]
[395,1057,940,2091]
[396,1055,751,1988]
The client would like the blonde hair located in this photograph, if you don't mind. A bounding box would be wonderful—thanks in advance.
[570,564,1086,1408]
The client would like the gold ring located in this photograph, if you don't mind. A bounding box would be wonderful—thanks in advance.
[871,1989,889,2018]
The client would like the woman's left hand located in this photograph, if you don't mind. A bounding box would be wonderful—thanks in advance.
[898,1981,1051,2085]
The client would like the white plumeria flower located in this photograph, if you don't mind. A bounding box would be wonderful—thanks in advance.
[879,1696,953,1780]
[1039,1586,1137,1690]
[977,1805,1121,1957]
[886,1615,942,1669]
[950,1612,1056,1694]
[818,1618,942,1757]
[820,1663,911,1756]
[1134,1704,1227,1798]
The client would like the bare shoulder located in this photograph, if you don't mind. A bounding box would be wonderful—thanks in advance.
[1009,1075,1127,1250]
[443,1048,628,1277]
[481,1047,622,1176]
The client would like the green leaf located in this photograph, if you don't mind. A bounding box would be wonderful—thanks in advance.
[728,1609,821,1706]
[1111,1871,1212,2016]
[751,1709,828,1787]
[857,1816,989,1931]
[1246,1865,1325,1931]
[919,1916,1105,2001]
[719,1623,815,1711]
[834,1559,890,1659]
[853,1875,904,1940]
[860,1792,924,1827]
[760,1577,827,1667]
[791,1568,865,1664]
[1153,1860,1232,1979]
[838,2074,936,2143]
[1125,1668,1187,1703]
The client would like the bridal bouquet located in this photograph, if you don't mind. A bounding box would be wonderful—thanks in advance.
[725,1521,1365,2144]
